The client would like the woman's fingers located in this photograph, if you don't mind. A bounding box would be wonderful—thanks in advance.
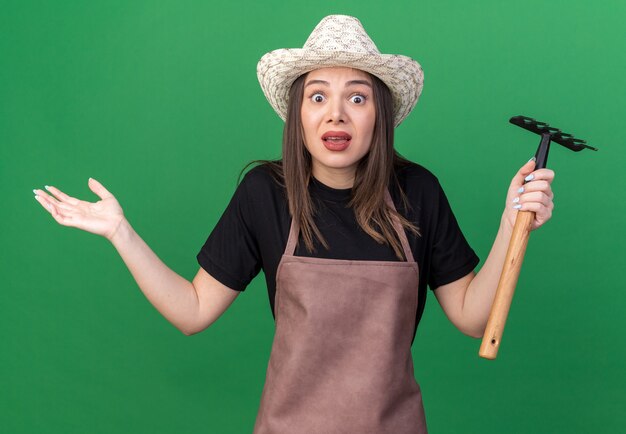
[34,193,53,212]
[35,193,75,226]
[517,180,552,196]
[511,191,553,209]
[514,168,555,205]
[44,185,80,206]
[511,158,537,187]
[34,189,77,212]
[510,160,554,188]
[508,164,555,199]
[519,201,553,221]
[503,159,556,232]
[522,168,555,185]
[33,188,59,205]
[88,178,113,200]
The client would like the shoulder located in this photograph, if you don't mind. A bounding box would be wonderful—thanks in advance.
[239,161,284,194]
[390,159,448,225]
[237,161,287,213]
[393,160,442,193]
[241,161,281,183]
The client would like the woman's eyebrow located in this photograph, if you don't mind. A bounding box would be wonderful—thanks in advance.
[304,79,373,88]
[304,79,330,88]
[346,79,372,88]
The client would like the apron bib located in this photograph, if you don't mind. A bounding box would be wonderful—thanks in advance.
[253,191,427,433]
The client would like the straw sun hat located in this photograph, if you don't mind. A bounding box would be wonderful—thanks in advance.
[257,15,424,127]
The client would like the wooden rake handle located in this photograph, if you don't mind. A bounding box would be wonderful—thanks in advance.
[479,210,534,359]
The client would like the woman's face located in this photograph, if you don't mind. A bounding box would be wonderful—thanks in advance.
[300,67,375,189]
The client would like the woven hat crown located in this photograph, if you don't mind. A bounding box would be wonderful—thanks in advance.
[257,15,424,127]
[302,15,381,55]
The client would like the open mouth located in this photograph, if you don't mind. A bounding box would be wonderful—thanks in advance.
[322,131,352,151]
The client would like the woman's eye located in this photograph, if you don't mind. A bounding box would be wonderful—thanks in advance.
[350,95,366,104]
[311,93,325,103]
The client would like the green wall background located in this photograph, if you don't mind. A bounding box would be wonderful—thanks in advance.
[2,1,624,433]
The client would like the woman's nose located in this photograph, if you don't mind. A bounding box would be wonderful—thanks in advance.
[326,99,346,124]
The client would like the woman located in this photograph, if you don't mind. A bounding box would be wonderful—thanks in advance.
[33,15,554,434]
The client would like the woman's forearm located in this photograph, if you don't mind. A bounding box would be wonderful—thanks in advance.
[109,218,200,335]
[461,216,513,337]
[458,159,555,338]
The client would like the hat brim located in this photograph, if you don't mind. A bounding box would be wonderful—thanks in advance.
[257,48,424,127]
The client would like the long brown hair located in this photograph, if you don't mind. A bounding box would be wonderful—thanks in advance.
[246,71,420,259]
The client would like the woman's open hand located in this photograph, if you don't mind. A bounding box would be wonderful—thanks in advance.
[501,159,555,232]
[34,178,125,241]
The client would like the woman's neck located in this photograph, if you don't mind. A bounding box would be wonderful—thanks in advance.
[311,165,356,189]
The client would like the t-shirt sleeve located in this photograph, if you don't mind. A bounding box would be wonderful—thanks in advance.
[196,172,262,291]
[427,178,480,290]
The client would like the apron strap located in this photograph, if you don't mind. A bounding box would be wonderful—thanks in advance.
[284,215,300,256]
[284,189,415,263]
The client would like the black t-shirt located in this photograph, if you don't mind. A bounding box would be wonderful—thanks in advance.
[197,162,480,342]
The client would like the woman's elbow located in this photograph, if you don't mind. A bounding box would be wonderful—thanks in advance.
[181,328,197,336]
[459,322,485,339]
[466,329,484,339]
[176,320,205,336]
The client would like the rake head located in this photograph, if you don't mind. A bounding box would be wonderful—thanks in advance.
[509,115,598,170]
